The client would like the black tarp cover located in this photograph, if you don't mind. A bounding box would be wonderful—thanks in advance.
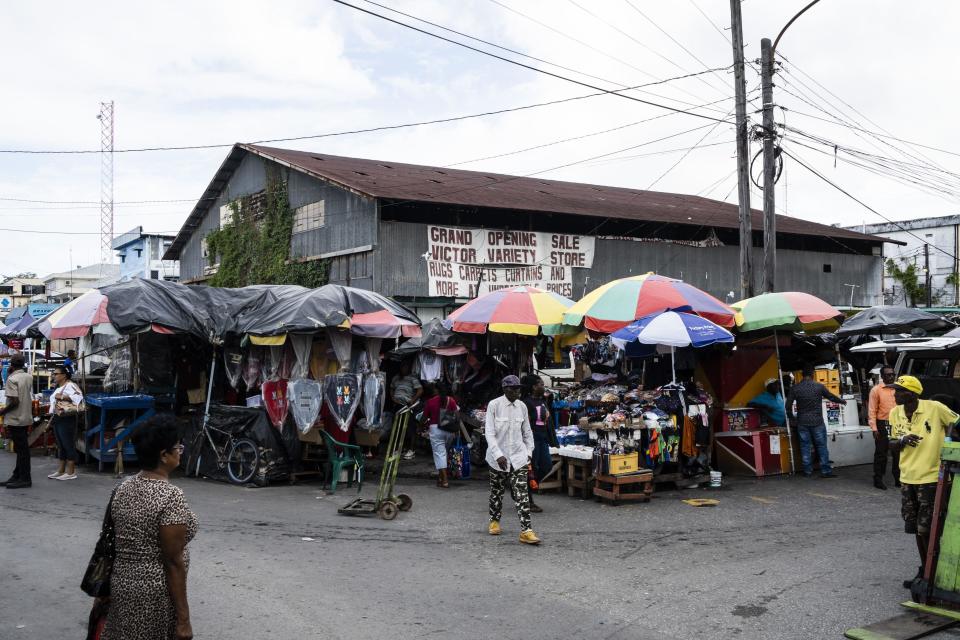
[389,317,466,358]
[836,305,954,336]
[182,404,299,486]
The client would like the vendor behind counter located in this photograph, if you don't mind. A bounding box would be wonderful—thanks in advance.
[747,378,786,427]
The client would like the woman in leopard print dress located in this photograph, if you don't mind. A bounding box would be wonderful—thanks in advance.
[102,416,197,640]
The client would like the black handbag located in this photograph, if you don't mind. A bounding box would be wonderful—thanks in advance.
[437,398,460,434]
[81,488,118,597]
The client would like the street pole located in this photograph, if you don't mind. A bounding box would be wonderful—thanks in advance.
[730,0,753,299]
[925,243,932,307]
[760,37,776,293]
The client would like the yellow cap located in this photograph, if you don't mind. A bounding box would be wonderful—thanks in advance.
[892,375,923,396]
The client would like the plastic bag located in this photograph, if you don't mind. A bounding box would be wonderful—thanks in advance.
[360,372,386,430]
[223,347,243,389]
[324,372,362,432]
[290,335,312,379]
[261,379,289,430]
[289,378,323,434]
[103,342,133,393]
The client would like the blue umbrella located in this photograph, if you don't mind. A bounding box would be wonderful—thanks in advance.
[611,310,734,382]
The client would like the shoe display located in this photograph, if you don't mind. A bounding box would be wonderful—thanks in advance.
[488,521,501,536]
[48,471,63,479]
[5,480,32,489]
[57,473,78,481]
[873,479,887,490]
[519,529,542,545]
[530,503,543,513]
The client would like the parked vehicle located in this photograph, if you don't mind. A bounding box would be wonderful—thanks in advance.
[851,337,960,398]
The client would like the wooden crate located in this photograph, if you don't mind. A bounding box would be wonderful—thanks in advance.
[536,454,564,493]
[565,457,594,498]
[593,470,654,505]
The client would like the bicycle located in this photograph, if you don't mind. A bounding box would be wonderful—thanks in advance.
[187,421,260,485]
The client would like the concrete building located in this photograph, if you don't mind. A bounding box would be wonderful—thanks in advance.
[41,263,120,303]
[0,277,45,318]
[112,226,179,282]
[848,215,960,306]
[165,144,892,319]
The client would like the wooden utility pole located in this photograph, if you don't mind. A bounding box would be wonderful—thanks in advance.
[730,0,753,299]
[760,38,776,293]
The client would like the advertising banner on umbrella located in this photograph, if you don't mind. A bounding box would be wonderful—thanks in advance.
[324,372,362,432]
[261,379,289,430]
[288,378,323,434]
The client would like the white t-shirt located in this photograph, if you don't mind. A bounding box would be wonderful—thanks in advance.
[49,381,83,414]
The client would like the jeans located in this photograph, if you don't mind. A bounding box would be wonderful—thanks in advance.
[51,415,78,462]
[427,425,455,470]
[8,425,31,481]
[531,432,552,482]
[797,423,832,476]
[873,421,900,483]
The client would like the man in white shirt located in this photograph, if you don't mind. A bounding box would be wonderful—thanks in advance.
[485,375,541,545]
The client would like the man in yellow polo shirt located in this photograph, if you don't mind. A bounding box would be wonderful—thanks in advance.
[888,375,960,588]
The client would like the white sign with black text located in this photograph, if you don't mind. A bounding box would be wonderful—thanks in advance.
[426,225,595,298]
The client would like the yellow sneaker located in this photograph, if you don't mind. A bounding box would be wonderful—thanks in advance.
[519,529,541,545]
[488,521,501,536]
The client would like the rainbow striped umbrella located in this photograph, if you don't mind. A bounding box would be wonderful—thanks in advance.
[732,292,843,333]
[563,272,735,333]
[444,286,576,336]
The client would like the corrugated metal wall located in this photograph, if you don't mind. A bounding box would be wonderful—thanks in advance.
[179,153,378,281]
[377,221,883,306]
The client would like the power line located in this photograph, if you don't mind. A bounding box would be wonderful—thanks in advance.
[781,147,960,264]
[333,0,731,124]
[0,66,730,155]
[645,114,733,190]
[687,0,730,43]
[359,0,729,112]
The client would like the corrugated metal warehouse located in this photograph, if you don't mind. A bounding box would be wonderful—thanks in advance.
[165,144,890,319]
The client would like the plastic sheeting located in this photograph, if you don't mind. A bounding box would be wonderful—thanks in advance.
[290,335,312,379]
[360,372,386,430]
[324,372,362,432]
[136,333,175,390]
[223,347,243,389]
[103,342,133,393]
[288,378,323,434]
[328,329,353,370]
[242,348,262,389]
[365,338,382,372]
[261,379,289,429]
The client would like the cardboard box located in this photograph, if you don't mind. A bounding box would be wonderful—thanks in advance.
[298,427,323,444]
[354,429,381,447]
[603,452,639,475]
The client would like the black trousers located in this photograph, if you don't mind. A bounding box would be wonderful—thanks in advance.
[874,421,900,483]
[8,425,31,481]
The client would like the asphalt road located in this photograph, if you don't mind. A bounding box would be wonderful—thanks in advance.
[2,454,959,639]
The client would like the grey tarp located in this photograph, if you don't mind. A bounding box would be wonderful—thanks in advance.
[836,305,954,336]
[389,318,466,359]
[101,279,307,341]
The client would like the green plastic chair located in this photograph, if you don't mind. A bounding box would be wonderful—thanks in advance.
[320,430,364,494]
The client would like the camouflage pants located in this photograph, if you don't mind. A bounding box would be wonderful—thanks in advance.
[902,482,938,534]
[489,467,532,531]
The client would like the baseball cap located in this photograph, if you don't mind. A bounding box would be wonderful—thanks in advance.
[501,375,522,388]
[891,375,923,396]
[764,378,778,387]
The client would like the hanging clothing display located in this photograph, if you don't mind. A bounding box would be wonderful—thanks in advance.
[223,347,243,389]
[416,351,442,382]
[328,329,353,369]
[445,355,467,385]
[261,379,289,430]
[289,334,312,380]
[242,348,263,389]
[288,378,323,434]
[361,372,386,430]
[324,372,362,432]
[310,339,338,380]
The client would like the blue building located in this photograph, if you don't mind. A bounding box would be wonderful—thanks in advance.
[112,227,180,282]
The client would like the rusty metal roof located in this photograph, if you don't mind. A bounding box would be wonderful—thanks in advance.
[164,143,892,260]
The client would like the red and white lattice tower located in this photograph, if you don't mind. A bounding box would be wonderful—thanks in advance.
[98,101,114,268]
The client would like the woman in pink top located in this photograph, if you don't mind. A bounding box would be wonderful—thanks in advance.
[421,381,460,488]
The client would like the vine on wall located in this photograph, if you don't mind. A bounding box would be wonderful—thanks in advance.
[205,177,328,288]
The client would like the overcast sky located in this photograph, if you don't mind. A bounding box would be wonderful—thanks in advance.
[2,0,958,278]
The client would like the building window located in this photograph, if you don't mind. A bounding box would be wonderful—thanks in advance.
[119,255,126,263]
[823,264,832,273]
[150,270,159,279]
[292,201,325,233]
[135,249,142,258]
[220,202,239,228]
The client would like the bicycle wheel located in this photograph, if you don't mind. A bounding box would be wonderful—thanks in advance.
[226,438,259,485]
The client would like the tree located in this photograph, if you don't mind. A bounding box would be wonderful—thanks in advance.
[14,272,36,279]
[886,258,925,306]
